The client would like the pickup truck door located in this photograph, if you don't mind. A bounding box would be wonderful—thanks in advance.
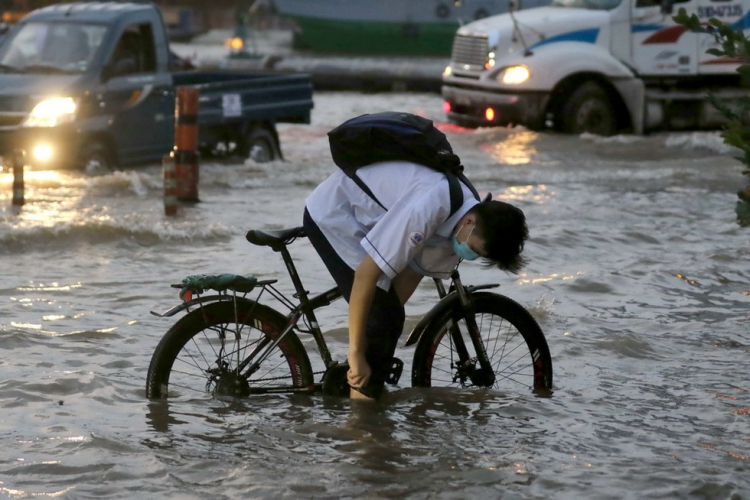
[630,0,697,76]
[695,0,747,74]
[100,24,173,165]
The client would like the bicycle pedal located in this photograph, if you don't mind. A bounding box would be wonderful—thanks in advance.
[385,357,403,385]
[321,363,350,398]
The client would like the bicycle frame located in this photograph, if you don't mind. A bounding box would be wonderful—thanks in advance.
[151,231,503,385]
[150,238,346,376]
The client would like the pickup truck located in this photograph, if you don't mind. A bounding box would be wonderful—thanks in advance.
[0,1,314,172]
[441,0,748,135]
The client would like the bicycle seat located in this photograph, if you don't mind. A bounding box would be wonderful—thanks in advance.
[245,227,306,250]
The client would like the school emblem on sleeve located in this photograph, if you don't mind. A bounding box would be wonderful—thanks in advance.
[408,231,425,248]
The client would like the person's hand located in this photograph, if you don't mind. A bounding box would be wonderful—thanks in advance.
[347,352,371,391]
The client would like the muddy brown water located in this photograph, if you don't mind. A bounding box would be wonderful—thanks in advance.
[0,91,747,498]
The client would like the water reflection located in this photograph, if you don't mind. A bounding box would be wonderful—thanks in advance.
[0,485,76,497]
[144,388,551,488]
[494,184,551,204]
[0,169,87,228]
[517,271,582,286]
[486,130,539,166]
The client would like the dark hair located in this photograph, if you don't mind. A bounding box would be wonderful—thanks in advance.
[469,200,529,273]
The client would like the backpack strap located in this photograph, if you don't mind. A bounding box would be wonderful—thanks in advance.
[446,174,463,217]
[351,173,387,211]
[352,169,479,218]
[451,169,481,215]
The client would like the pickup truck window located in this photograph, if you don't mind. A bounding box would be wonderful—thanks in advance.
[109,24,156,77]
[551,0,622,9]
[0,21,106,73]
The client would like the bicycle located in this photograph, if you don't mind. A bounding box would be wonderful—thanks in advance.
[146,226,553,399]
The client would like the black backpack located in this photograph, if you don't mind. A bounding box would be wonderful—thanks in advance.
[327,112,480,216]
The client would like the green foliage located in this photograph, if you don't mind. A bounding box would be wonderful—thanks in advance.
[674,8,750,218]
[673,9,750,61]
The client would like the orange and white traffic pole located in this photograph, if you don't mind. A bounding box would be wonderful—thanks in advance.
[12,149,25,207]
[174,87,199,202]
[163,152,177,216]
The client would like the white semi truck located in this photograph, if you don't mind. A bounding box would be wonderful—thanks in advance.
[441,0,749,135]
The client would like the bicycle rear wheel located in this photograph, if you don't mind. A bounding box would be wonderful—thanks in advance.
[146,300,314,399]
[412,292,553,394]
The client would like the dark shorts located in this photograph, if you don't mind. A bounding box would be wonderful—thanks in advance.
[303,209,405,394]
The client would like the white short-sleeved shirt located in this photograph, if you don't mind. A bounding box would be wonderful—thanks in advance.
[305,161,479,290]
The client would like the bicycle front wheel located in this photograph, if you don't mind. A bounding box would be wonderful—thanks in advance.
[412,292,553,393]
[146,300,314,399]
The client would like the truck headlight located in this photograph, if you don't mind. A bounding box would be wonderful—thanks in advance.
[226,37,244,51]
[497,65,530,85]
[22,97,77,127]
[33,144,54,162]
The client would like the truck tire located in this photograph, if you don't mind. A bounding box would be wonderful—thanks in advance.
[78,141,115,174]
[244,128,279,163]
[558,82,616,136]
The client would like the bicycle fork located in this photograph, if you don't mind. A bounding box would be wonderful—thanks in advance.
[436,271,496,387]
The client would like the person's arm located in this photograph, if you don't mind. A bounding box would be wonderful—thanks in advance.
[392,266,424,305]
[347,254,382,399]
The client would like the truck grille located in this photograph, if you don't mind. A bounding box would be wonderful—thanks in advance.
[451,34,489,68]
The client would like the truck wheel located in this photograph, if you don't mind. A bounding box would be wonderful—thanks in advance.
[79,141,115,175]
[244,128,278,163]
[559,82,616,136]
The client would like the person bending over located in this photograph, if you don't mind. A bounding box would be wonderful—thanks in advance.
[303,160,528,400]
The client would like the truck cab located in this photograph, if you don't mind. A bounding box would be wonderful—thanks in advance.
[0,2,175,169]
[442,0,749,134]
[0,2,313,171]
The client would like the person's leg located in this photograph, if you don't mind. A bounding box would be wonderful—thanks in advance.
[303,209,404,397]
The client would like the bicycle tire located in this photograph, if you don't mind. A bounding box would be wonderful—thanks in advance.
[146,300,314,399]
[412,292,553,393]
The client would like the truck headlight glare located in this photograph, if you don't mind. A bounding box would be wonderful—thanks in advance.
[498,65,530,85]
[226,37,244,50]
[33,144,53,162]
[23,97,77,127]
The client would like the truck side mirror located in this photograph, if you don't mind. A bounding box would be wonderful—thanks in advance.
[660,0,674,14]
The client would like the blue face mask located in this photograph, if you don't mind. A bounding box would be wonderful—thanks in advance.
[452,223,480,261]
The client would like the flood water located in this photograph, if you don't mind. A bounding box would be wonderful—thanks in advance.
[0,91,748,499]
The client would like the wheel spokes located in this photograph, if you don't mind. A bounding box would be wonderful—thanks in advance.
[433,312,536,389]
[168,321,294,396]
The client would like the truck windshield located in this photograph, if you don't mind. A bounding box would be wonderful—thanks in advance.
[551,0,621,9]
[0,22,107,73]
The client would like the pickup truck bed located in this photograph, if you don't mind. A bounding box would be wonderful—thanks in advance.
[173,71,312,161]
[176,71,313,125]
[171,70,313,163]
